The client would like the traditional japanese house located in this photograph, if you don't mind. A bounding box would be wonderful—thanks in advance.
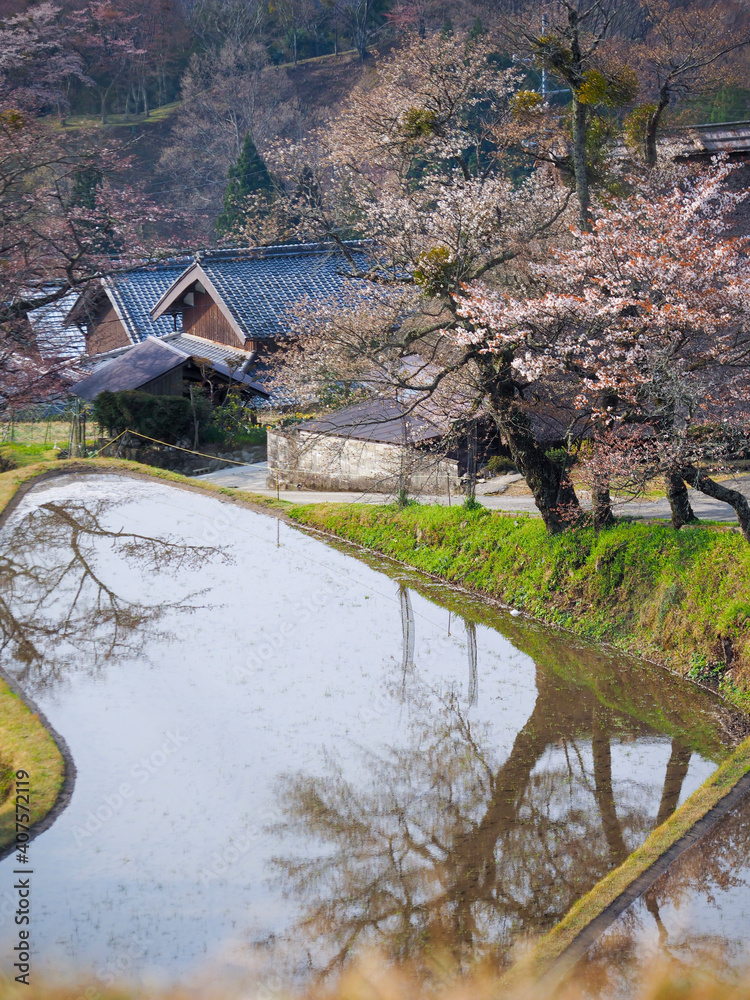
[149,242,369,356]
[65,259,191,356]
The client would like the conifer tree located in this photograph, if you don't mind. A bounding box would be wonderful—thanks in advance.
[216,131,274,236]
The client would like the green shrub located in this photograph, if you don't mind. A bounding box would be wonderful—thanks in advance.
[486,455,517,475]
[93,391,196,444]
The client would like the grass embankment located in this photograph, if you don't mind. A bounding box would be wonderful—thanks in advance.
[287,502,750,696]
[0,684,66,853]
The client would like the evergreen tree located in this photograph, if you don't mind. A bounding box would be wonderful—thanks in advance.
[216,131,274,236]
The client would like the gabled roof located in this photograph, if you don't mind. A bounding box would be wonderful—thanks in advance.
[151,242,370,342]
[299,398,446,445]
[67,259,192,345]
[70,335,270,401]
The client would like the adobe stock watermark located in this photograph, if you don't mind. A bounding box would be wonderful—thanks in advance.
[235,586,337,680]
[198,807,281,884]
[71,730,189,847]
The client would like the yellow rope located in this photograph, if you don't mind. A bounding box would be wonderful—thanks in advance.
[94,429,250,466]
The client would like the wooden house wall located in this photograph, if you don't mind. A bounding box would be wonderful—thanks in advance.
[183,291,244,347]
[139,367,185,397]
[86,300,131,355]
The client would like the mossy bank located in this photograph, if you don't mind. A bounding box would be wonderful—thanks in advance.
[287,503,750,705]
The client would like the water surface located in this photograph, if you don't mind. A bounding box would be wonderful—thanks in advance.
[0,474,741,987]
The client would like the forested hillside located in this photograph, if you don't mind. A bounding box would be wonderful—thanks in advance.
[3,0,750,242]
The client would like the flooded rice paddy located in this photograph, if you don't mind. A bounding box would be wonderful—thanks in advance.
[0,474,744,988]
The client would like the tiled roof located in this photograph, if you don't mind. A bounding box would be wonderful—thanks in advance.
[71,334,269,401]
[159,242,371,342]
[103,261,190,342]
[67,259,192,345]
[26,290,85,359]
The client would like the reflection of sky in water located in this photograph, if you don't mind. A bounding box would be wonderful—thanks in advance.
[0,476,730,987]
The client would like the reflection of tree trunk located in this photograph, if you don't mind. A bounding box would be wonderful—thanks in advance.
[466,620,477,707]
[445,670,592,944]
[592,705,628,866]
[399,584,415,696]
[644,887,668,946]
[655,739,692,827]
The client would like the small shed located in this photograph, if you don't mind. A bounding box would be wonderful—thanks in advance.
[70,336,269,403]
[267,398,463,494]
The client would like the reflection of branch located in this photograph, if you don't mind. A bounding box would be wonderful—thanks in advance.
[0,498,228,690]
[269,664,667,975]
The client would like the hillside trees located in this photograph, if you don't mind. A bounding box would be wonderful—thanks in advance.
[216,129,274,234]
[157,41,299,233]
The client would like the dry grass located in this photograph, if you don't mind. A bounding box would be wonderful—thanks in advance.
[0,955,749,1000]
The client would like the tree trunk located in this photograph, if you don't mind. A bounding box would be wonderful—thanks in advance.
[497,408,581,533]
[678,465,750,542]
[666,470,697,529]
[644,89,670,168]
[592,482,614,530]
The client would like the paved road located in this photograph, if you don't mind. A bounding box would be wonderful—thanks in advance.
[194,462,750,524]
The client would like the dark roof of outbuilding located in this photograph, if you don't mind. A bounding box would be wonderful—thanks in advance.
[152,242,371,342]
[71,337,186,400]
[671,120,750,157]
[67,260,191,344]
[299,398,446,445]
[71,335,269,401]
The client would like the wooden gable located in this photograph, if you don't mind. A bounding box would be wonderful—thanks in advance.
[183,290,247,348]
[85,298,131,355]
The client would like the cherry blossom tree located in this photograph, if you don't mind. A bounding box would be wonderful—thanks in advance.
[455,158,750,537]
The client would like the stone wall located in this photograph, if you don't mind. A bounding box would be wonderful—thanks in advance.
[267,428,461,495]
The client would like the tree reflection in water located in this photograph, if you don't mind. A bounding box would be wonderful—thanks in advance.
[585,793,750,993]
[0,499,225,690]
[268,587,696,978]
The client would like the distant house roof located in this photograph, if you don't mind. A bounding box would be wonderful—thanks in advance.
[26,290,85,359]
[67,259,192,345]
[299,398,446,445]
[151,242,370,343]
[70,335,269,401]
[670,120,750,158]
